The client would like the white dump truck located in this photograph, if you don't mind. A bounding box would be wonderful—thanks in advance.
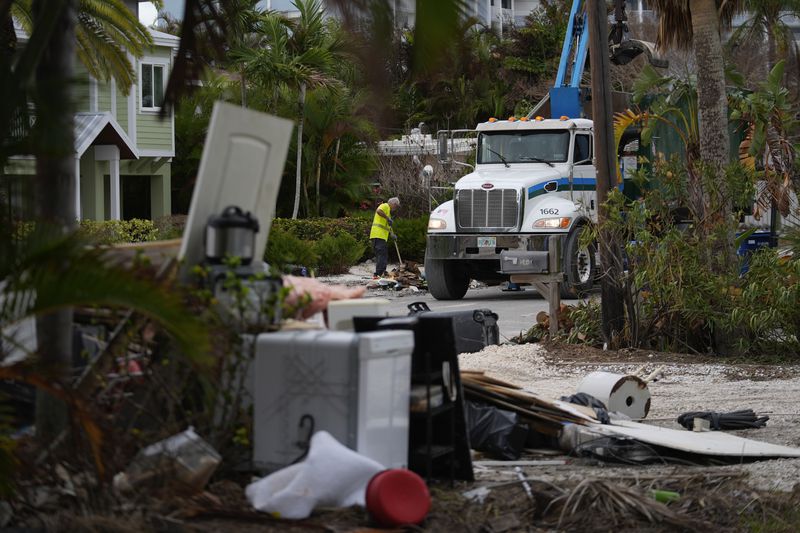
[425,116,600,300]
[424,0,671,300]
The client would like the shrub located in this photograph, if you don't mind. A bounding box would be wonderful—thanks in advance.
[271,217,372,261]
[79,219,159,244]
[121,219,160,242]
[315,233,366,275]
[590,157,800,356]
[393,215,429,263]
[264,227,319,273]
[725,250,800,355]
[271,217,372,243]
[153,215,187,240]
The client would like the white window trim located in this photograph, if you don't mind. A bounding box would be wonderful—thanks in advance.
[138,57,170,113]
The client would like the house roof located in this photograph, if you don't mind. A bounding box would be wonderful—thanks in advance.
[14,24,180,51]
[148,28,180,49]
[75,112,139,159]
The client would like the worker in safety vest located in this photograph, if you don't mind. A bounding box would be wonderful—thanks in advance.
[370,197,400,279]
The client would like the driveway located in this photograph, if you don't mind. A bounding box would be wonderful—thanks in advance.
[375,285,584,342]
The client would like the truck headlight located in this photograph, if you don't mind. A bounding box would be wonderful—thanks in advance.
[428,218,447,230]
[533,217,571,229]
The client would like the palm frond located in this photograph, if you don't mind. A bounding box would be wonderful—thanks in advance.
[75,13,136,89]
[163,0,242,113]
[1,229,211,368]
[614,109,646,153]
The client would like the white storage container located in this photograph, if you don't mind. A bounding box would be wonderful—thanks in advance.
[253,330,413,471]
[326,298,390,331]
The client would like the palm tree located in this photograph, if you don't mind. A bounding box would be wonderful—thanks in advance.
[728,0,800,78]
[226,1,262,108]
[12,0,157,92]
[27,0,78,440]
[235,0,342,219]
[303,85,377,216]
[651,0,742,269]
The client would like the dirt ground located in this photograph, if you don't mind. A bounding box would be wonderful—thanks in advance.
[169,341,800,532]
[14,328,800,531]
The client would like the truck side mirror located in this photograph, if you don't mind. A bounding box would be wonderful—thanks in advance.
[437,131,450,164]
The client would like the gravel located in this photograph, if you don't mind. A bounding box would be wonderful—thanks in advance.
[459,343,800,492]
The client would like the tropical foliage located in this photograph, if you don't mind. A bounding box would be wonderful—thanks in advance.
[11,0,157,89]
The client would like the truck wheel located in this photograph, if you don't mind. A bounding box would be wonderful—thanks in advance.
[561,225,596,298]
[425,257,470,300]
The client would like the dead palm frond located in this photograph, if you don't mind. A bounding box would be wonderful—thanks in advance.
[650,0,742,51]
[546,478,706,531]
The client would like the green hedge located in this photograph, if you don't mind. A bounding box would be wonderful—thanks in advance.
[79,219,159,244]
[392,216,428,263]
[271,217,372,243]
[315,233,366,275]
[269,215,429,266]
[264,227,319,272]
[73,215,430,273]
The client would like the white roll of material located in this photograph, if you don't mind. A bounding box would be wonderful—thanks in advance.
[577,371,651,419]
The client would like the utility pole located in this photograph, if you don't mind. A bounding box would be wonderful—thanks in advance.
[586,0,625,345]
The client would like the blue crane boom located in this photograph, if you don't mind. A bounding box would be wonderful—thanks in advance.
[548,0,667,119]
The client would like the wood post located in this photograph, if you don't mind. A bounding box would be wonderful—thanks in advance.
[587,0,625,344]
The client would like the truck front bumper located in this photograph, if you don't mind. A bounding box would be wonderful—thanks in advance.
[426,233,561,260]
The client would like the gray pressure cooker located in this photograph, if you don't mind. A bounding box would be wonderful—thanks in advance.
[204,206,260,265]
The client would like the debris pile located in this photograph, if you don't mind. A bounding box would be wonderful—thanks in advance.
[461,369,800,465]
[461,371,594,437]
[367,260,427,290]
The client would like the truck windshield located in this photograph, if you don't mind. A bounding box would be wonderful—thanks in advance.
[477,130,570,164]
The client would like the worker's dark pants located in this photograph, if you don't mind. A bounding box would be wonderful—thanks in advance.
[372,238,388,276]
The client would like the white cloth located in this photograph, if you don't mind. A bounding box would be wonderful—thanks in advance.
[245,431,384,519]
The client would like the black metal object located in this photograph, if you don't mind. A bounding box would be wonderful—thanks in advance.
[354,315,474,482]
[406,302,499,354]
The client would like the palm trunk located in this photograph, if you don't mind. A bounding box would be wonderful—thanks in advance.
[291,82,306,219]
[32,0,77,440]
[691,0,735,272]
[314,147,323,217]
[240,69,248,108]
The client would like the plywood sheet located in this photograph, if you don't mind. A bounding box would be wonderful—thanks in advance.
[598,420,800,458]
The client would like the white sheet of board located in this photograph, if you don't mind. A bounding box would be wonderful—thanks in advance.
[596,420,800,458]
[178,101,294,279]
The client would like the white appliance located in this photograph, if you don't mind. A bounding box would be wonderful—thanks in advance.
[253,330,413,471]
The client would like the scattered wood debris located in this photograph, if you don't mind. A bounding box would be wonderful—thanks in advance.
[367,260,427,290]
[461,370,595,436]
[387,260,426,288]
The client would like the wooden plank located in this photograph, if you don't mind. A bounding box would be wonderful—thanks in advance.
[461,373,522,390]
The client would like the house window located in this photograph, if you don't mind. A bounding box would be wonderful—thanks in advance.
[141,63,165,110]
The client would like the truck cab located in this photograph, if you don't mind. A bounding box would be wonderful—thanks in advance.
[425,116,598,300]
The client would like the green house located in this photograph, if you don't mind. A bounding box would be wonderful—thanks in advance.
[5,23,179,221]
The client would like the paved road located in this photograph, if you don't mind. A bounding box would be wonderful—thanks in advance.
[379,286,583,342]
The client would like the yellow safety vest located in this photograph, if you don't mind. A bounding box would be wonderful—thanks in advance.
[370,203,391,240]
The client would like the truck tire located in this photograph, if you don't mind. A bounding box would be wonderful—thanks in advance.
[425,257,470,300]
[561,225,596,298]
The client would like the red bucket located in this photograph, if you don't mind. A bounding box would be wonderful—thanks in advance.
[365,469,431,527]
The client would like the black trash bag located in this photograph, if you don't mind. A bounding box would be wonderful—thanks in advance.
[465,401,529,460]
[677,409,769,430]
[560,392,611,424]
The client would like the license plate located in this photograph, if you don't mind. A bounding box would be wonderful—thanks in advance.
[477,236,496,248]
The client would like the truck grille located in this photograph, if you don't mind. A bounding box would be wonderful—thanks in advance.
[456,188,519,229]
